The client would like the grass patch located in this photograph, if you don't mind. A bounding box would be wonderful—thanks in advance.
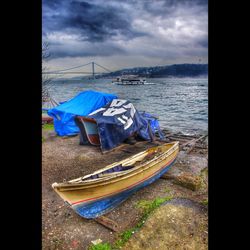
[199,167,208,190]
[135,196,172,229]
[113,196,173,249]
[42,124,54,130]
[164,187,171,193]
[42,136,45,143]
[136,196,173,214]
[89,196,173,250]
[113,229,134,249]
[202,167,208,174]
[200,167,208,178]
[89,243,112,250]
[201,199,208,206]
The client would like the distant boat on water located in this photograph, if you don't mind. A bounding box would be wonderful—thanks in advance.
[112,75,155,85]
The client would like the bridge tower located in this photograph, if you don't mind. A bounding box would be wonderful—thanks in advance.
[92,62,95,79]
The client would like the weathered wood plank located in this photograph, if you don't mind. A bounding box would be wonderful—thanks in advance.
[182,134,208,153]
[94,215,119,232]
[160,174,172,180]
[168,136,198,141]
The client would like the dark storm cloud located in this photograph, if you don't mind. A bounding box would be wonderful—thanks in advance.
[48,40,126,59]
[43,0,61,8]
[43,0,146,42]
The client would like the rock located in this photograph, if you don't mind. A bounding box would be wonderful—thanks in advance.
[174,172,202,191]
[77,154,90,161]
[161,167,183,180]
[91,239,103,245]
[48,131,57,137]
[123,198,208,250]
[161,151,207,187]
[64,212,71,218]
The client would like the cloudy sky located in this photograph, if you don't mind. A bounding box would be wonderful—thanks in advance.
[42,0,208,74]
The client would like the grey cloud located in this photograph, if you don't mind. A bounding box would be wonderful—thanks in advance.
[43,0,208,61]
[142,0,208,17]
[43,0,147,42]
[48,41,127,59]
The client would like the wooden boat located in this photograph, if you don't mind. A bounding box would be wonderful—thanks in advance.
[42,116,53,124]
[42,111,53,124]
[77,116,100,146]
[52,141,179,219]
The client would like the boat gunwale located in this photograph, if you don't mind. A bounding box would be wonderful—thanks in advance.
[52,142,179,191]
[73,142,178,184]
[55,149,178,192]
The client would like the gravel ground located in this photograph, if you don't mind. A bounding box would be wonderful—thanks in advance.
[42,129,208,250]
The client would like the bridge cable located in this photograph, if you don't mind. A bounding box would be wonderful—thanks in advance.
[43,62,93,74]
[94,62,113,73]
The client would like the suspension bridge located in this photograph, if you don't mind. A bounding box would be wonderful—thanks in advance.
[42,62,114,79]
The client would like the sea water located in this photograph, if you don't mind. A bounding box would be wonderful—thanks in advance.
[47,77,208,135]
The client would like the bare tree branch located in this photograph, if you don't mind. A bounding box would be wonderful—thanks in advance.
[42,42,52,104]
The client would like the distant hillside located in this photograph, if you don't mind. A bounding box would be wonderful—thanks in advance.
[51,63,208,81]
[102,64,208,78]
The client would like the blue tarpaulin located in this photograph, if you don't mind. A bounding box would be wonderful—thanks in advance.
[87,99,165,151]
[139,111,165,140]
[48,90,118,136]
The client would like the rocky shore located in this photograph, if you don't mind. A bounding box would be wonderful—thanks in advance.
[42,126,208,249]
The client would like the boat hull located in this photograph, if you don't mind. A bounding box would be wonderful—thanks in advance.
[72,159,176,218]
[116,82,145,85]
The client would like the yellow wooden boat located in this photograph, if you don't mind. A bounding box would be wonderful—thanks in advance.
[52,141,179,218]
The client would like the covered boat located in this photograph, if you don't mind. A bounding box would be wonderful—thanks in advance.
[47,90,117,136]
[74,99,166,152]
[52,141,179,219]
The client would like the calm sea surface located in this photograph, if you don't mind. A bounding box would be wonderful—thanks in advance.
[47,77,208,135]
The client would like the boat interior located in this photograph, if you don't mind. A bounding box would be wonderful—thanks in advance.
[67,142,177,184]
